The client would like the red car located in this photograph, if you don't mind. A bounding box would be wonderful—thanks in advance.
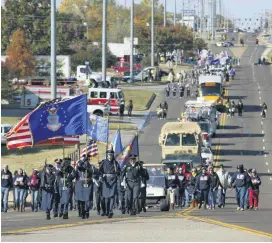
[112,62,142,75]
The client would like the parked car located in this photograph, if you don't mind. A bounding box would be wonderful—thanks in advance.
[223,41,234,47]
[1,124,13,145]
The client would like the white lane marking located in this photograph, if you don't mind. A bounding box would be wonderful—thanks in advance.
[263,146,266,150]
[270,177,272,180]
[261,121,263,125]
[265,154,267,158]
[266,162,269,165]
[262,130,264,134]
[259,97,262,99]
[263,139,265,142]
[268,170,271,173]
[259,91,261,94]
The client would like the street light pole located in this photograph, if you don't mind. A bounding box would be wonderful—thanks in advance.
[164,0,166,27]
[174,0,176,26]
[151,0,155,67]
[51,0,56,100]
[130,0,134,83]
[102,0,107,82]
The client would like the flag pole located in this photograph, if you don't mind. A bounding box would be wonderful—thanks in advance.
[105,115,110,155]
[136,131,139,161]
[86,96,88,157]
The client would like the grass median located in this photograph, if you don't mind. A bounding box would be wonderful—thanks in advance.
[1,116,137,173]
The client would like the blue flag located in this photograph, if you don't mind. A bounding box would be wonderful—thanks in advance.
[111,129,123,154]
[87,114,109,143]
[130,134,139,156]
[29,95,87,144]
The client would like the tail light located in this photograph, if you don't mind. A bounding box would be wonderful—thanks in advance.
[202,133,208,140]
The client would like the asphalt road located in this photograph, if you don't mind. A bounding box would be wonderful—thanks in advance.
[2,34,272,240]
[190,34,272,235]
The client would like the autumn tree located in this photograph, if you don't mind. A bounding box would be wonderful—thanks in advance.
[6,30,36,80]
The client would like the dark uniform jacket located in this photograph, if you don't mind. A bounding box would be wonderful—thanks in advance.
[40,172,57,193]
[177,174,186,190]
[231,171,250,188]
[196,174,212,191]
[1,170,13,188]
[208,172,221,190]
[122,163,144,182]
[13,174,28,189]
[165,174,180,189]
[250,175,261,191]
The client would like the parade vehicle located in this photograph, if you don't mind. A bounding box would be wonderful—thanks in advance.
[159,122,204,160]
[198,121,213,147]
[144,164,169,211]
[198,75,225,111]
[201,147,214,166]
[88,87,125,115]
[184,99,221,130]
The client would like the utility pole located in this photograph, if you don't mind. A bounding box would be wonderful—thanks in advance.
[219,0,222,27]
[226,10,229,31]
[201,0,205,39]
[212,0,216,40]
[174,0,176,25]
[102,0,107,82]
[130,0,134,83]
[51,0,56,100]
[182,0,184,25]
[164,0,166,27]
[151,0,155,67]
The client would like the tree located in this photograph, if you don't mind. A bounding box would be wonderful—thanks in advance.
[70,41,117,72]
[6,30,36,80]
[1,62,18,101]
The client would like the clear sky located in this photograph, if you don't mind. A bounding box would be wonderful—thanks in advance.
[116,0,271,20]
[3,0,271,20]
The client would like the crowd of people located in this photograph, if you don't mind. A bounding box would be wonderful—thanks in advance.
[2,154,262,217]
[1,151,150,219]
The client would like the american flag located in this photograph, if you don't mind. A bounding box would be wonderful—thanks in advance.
[80,140,98,159]
[6,111,80,149]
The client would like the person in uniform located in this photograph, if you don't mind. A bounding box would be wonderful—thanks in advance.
[75,156,95,219]
[179,84,184,98]
[93,162,106,215]
[40,164,58,220]
[138,161,149,213]
[122,155,144,215]
[177,167,186,209]
[52,159,62,217]
[99,149,121,218]
[172,83,177,98]
[56,159,75,219]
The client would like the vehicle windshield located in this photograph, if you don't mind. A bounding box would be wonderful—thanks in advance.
[147,175,165,188]
[165,133,180,146]
[201,148,211,154]
[118,91,124,99]
[145,166,165,176]
[200,83,221,96]
[182,134,197,146]
[3,126,12,134]
[198,123,209,133]
[164,154,202,167]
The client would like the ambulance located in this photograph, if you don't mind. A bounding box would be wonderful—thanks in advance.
[88,87,125,115]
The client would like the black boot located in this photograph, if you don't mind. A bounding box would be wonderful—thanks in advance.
[59,213,63,218]
[101,212,106,216]
[121,210,126,214]
[86,212,89,219]
[53,213,58,217]
[46,214,51,220]
[63,213,68,219]
[108,212,113,218]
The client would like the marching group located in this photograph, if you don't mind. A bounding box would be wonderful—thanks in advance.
[2,152,262,218]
